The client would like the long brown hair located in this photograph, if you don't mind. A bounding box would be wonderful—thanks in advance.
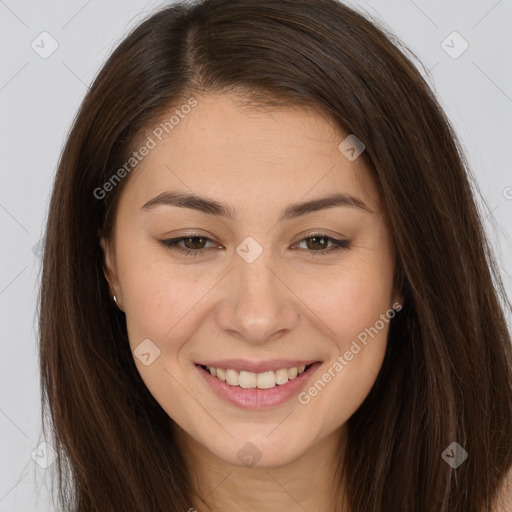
[38,0,512,510]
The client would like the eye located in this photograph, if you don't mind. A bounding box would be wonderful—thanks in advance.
[159,232,351,257]
[293,233,351,256]
[159,234,221,257]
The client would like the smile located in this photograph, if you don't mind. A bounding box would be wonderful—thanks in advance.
[195,361,322,409]
[201,364,312,389]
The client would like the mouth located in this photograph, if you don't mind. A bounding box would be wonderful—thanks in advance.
[194,360,322,409]
[198,363,314,389]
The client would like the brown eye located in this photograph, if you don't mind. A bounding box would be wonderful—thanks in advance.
[159,233,350,258]
[295,234,351,256]
[180,236,208,250]
[160,234,220,256]
[305,236,330,251]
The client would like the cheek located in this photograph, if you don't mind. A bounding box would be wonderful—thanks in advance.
[300,282,393,432]
[122,265,211,352]
[113,229,213,341]
[303,250,395,345]
[301,249,394,411]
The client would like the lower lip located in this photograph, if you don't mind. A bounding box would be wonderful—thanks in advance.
[195,362,322,409]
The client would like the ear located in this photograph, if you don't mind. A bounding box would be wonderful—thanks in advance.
[99,232,122,305]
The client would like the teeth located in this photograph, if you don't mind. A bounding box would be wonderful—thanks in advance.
[275,368,289,385]
[204,364,311,389]
[239,371,256,388]
[287,367,298,379]
[225,369,239,386]
[257,371,275,389]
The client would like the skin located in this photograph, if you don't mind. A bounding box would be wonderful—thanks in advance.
[101,92,402,512]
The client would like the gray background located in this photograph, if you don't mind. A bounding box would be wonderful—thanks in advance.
[0,1,511,510]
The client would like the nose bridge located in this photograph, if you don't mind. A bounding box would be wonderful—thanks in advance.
[216,238,300,343]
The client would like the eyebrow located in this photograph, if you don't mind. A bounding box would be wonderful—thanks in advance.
[141,191,374,221]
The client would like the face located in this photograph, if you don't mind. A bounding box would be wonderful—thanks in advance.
[101,92,401,468]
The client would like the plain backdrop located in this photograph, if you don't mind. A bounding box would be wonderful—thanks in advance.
[0,1,511,510]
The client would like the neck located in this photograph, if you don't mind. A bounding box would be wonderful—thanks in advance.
[174,425,349,512]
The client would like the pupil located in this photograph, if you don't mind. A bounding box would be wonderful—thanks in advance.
[185,237,204,249]
[309,236,326,250]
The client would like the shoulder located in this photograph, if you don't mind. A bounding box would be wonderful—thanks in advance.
[492,466,512,512]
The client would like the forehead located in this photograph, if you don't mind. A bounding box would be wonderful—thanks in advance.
[119,93,382,217]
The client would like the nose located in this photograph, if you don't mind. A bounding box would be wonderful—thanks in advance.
[215,249,300,345]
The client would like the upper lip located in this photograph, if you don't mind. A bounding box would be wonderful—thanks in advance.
[195,359,320,373]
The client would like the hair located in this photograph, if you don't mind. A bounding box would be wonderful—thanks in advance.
[38,0,512,510]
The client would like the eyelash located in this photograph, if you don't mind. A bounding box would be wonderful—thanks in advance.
[159,233,351,258]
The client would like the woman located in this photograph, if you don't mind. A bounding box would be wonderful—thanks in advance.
[38,0,512,510]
